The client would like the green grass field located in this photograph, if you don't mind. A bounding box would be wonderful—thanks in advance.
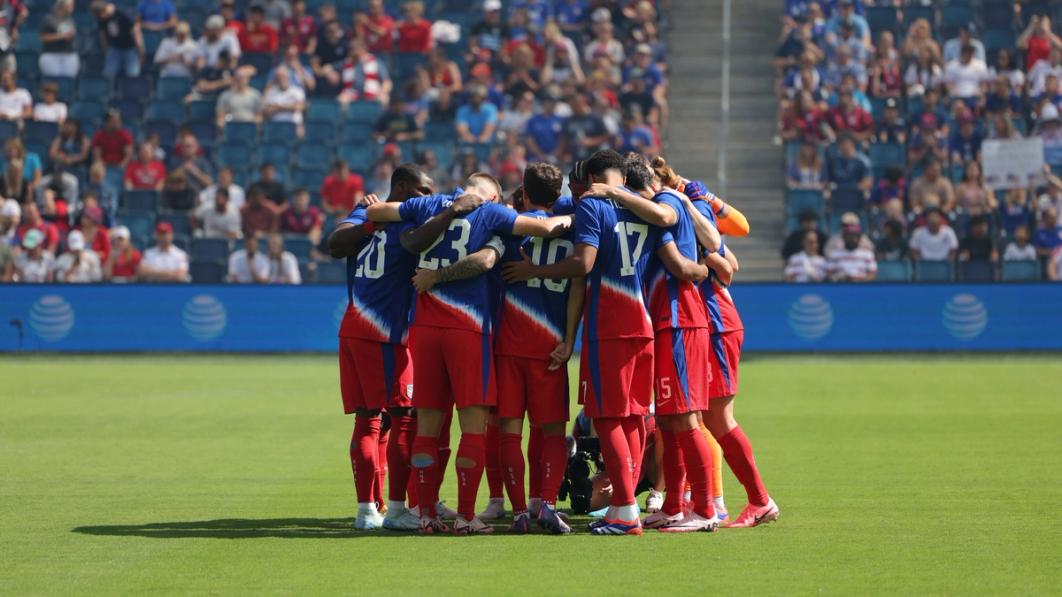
[2,355,1061,595]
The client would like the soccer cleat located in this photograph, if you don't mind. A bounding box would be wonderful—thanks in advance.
[658,511,720,533]
[715,503,729,523]
[435,500,460,520]
[508,512,531,534]
[418,516,449,535]
[382,507,421,531]
[725,498,780,529]
[589,517,643,536]
[477,497,507,521]
[353,509,385,530]
[452,516,495,535]
[537,505,571,535]
[642,510,684,529]
[645,489,664,513]
[528,497,543,517]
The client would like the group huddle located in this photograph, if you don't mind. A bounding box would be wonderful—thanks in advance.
[330,148,778,535]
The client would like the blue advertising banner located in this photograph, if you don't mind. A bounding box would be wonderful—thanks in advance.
[1,283,1060,352]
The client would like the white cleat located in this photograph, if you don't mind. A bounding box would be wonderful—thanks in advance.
[642,509,684,529]
[528,497,544,517]
[353,508,385,530]
[382,507,421,531]
[645,489,664,513]
[436,500,460,520]
[477,497,508,521]
[452,516,495,535]
[658,511,720,533]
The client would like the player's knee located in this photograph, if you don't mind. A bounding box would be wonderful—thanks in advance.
[455,456,476,469]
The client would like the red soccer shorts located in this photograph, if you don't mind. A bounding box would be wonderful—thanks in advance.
[339,336,413,413]
[579,337,653,419]
[708,330,743,399]
[654,327,711,415]
[495,355,569,425]
[412,325,497,411]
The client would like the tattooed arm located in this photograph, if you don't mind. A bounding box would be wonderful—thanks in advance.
[411,237,505,292]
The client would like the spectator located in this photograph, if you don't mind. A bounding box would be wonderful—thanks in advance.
[985,76,1023,118]
[53,230,102,283]
[1036,74,1062,111]
[188,46,236,101]
[1028,47,1062,98]
[1050,245,1062,281]
[0,70,31,122]
[171,134,213,193]
[466,61,505,108]
[78,206,110,263]
[32,81,66,124]
[541,20,584,86]
[909,159,955,214]
[874,97,905,144]
[240,187,279,236]
[219,0,243,37]
[524,87,565,161]
[263,67,306,132]
[785,230,827,282]
[162,170,197,211]
[614,108,657,157]
[416,148,448,190]
[1038,104,1062,167]
[825,211,873,254]
[13,229,55,283]
[124,142,166,191]
[265,232,301,284]
[138,221,189,282]
[1000,187,1033,239]
[470,0,509,58]
[136,0,176,32]
[216,67,263,126]
[0,0,28,74]
[239,5,279,54]
[253,0,291,28]
[268,44,316,93]
[827,134,871,192]
[559,92,608,162]
[954,161,996,217]
[396,0,432,54]
[331,39,392,105]
[280,187,323,244]
[826,221,876,282]
[192,186,241,240]
[781,210,828,260]
[154,21,197,78]
[554,0,588,37]
[780,90,826,144]
[320,159,364,217]
[425,47,462,95]
[910,207,958,262]
[228,234,270,283]
[876,218,908,261]
[903,46,943,99]
[0,201,15,281]
[280,0,315,54]
[786,141,827,190]
[823,45,866,91]
[959,215,998,264]
[1038,172,1062,216]
[828,20,867,67]
[583,15,624,66]
[248,162,286,206]
[199,166,245,209]
[1003,224,1037,261]
[456,84,499,145]
[944,45,988,107]
[900,17,940,65]
[36,163,79,218]
[196,15,242,69]
[374,94,421,143]
[311,19,347,95]
[91,110,134,168]
[1017,14,1062,71]
[987,49,1025,91]
[104,225,141,281]
[356,0,394,54]
[93,1,144,79]
[1033,206,1062,258]
[39,0,78,78]
[825,0,869,48]
[826,89,872,142]
[2,137,41,191]
[943,23,985,65]
[869,35,902,100]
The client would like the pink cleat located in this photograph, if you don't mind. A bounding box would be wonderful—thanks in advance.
[725,498,779,528]
[452,516,495,535]
[658,511,719,533]
[419,517,450,535]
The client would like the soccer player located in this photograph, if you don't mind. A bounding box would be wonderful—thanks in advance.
[366,172,571,535]
[650,158,751,238]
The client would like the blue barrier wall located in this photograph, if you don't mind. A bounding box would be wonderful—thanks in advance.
[1,283,1060,352]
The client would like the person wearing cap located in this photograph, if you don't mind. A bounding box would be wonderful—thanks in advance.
[16,202,59,253]
[1038,103,1062,166]
[196,14,242,70]
[874,97,905,144]
[910,207,959,263]
[456,84,499,144]
[93,1,144,79]
[469,0,509,56]
[53,230,103,283]
[824,211,873,256]
[0,70,32,123]
[154,21,198,78]
[13,229,55,283]
[944,44,988,107]
[228,233,270,283]
[138,221,190,282]
[90,110,134,168]
[239,5,279,53]
[826,220,876,282]
[104,225,141,282]
[944,22,985,65]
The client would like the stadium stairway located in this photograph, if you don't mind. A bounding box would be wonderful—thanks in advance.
[668,0,785,280]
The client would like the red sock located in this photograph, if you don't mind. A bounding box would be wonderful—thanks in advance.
[659,429,686,515]
[718,426,769,507]
[455,432,486,521]
[351,415,381,504]
[498,432,527,513]
[433,410,453,505]
[485,422,504,499]
[407,473,418,508]
[411,435,439,517]
[374,426,389,506]
[386,415,416,503]
[528,425,543,499]
[677,428,715,519]
[622,415,645,493]
[539,433,567,506]
[595,417,635,507]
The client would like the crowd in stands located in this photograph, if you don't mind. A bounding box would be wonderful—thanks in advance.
[0,0,670,283]
[776,0,1062,282]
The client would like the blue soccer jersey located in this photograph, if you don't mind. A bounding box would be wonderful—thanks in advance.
[399,191,518,333]
[496,208,577,359]
[690,198,744,334]
[647,190,710,331]
[574,194,657,341]
[338,205,418,345]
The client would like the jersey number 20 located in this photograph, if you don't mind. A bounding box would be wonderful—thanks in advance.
[355,230,387,279]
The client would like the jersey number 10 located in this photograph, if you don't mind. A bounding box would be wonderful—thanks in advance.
[525,237,574,292]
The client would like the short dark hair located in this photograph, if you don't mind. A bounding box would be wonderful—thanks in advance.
[585,149,626,178]
[969,214,988,227]
[523,162,563,207]
[293,187,309,197]
[624,159,655,191]
[567,159,587,184]
[216,187,229,199]
[391,163,424,187]
[799,210,818,223]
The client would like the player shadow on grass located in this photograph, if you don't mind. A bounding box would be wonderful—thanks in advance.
[72,517,598,539]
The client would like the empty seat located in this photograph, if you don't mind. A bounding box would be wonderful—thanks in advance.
[223,121,258,145]
[113,98,145,124]
[239,52,275,74]
[216,142,254,169]
[338,144,377,174]
[296,143,333,170]
[23,120,59,146]
[69,101,107,125]
[346,100,383,125]
[146,100,184,123]
[42,77,77,103]
[191,238,231,261]
[118,211,156,245]
[1001,260,1041,281]
[186,99,216,122]
[142,119,178,148]
[0,120,19,141]
[76,76,112,103]
[341,122,375,145]
[914,260,954,282]
[284,235,314,262]
[257,143,292,168]
[262,121,298,145]
[118,76,152,102]
[292,167,327,190]
[156,76,193,101]
[183,120,218,146]
[190,259,227,283]
[316,260,347,283]
[786,189,825,218]
[904,5,936,33]
[875,260,911,282]
[865,6,898,35]
[307,98,341,122]
[959,261,996,282]
[304,121,338,146]
[123,189,160,212]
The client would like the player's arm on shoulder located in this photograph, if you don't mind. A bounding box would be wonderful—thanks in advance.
[657,240,709,283]
[327,209,377,258]
[400,193,485,253]
[503,243,597,282]
[679,193,721,253]
[511,214,573,238]
[703,250,733,286]
[583,183,678,227]
[411,240,503,292]
[549,276,586,371]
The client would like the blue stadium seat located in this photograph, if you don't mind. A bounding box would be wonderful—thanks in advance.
[959,261,997,282]
[391,52,423,83]
[0,121,19,142]
[296,143,333,170]
[15,50,39,78]
[142,30,166,57]
[262,121,298,145]
[304,121,338,146]
[142,119,178,148]
[190,259,227,283]
[424,120,452,142]
[191,238,232,262]
[865,6,898,35]
[15,30,40,51]
[76,76,112,103]
[307,98,341,122]
[786,189,825,218]
[157,214,192,236]
[338,144,377,174]
[983,28,1016,55]
[223,121,258,145]
[904,5,936,34]
[70,101,107,125]
[347,100,384,125]
[941,4,976,36]
[875,260,911,282]
[157,77,193,101]
[23,121,59,147]
[1001,260,1041,281]
[292,167,327,190]
[418,140,455,169]
[460,141,493,163]
[216,142,254,169]
[118,211,156,246]
[146,100,184,123]
[113,98,145,124]
[43,77,77,103]
[914,260,954,282]
[240,52,276,74]
[184,120,219,147]
[186,99,217,122]
[316,260,347,283]
[284,235,314,262]
[258,143,292,168]
[123,190,160,212]
[341,123,375,145]
[118,76,153,102]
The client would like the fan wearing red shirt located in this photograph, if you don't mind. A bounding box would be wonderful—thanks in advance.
[106,225,141,281]
[79,207,111,263]
[356,0,394,53]
[280,0,317,53]
[320,159,365,216]
[395,0,432,53]
[280,188,325,242]
[826,90,873,143]
[91,110,134,167]
[124,142,166,191]
[239,5,279,53]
